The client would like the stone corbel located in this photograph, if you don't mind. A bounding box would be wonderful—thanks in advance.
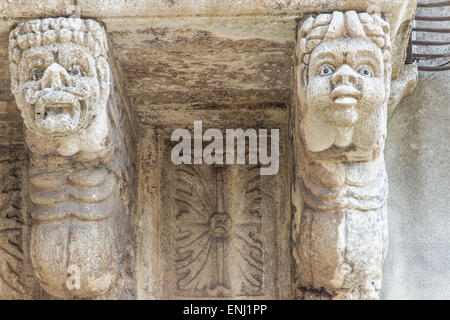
[9,18,131,299]
[291,10,417,299]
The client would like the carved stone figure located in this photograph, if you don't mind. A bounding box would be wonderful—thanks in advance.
[292,11,394,299]
[9,18,128,299]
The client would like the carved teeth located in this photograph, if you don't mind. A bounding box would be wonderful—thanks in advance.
[42,103,73,117]
[334,96,358,106]
[34,91,80,133]
[331,85,360,106]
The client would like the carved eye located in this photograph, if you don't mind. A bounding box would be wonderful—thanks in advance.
[357,65,373,77]
[32,68,44,81]
[319,64,335,76]
[69,65,82,76]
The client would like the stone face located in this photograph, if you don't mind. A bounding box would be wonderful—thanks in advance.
[9,18,110,157]
[8,18,135,299]
[291,11,416,299]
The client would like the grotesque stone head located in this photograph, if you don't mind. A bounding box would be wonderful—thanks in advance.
[297,11,391,157]
[9,18,110,156]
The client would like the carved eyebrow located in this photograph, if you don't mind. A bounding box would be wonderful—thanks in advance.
[310,50,341,70]
[58,48,89,62]
[58,48,92,71]
[347,50,383,74]
[312,50,339,63]
[21,49,52,65]
[348,50,382,65]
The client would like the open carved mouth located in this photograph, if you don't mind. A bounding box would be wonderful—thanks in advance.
[319,85,361,127]
[34,91,81,134]
[334,96,358,106]
[40,103,73,117]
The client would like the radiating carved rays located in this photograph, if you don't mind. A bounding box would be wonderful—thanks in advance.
[174,165,263,297]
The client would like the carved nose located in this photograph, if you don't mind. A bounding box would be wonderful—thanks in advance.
[331,64,358,87]
[41,63,70,89]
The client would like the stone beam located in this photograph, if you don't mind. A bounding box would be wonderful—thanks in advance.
[0,1,416,35]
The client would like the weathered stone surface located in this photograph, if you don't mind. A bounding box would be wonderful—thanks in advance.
[0,0,436,301]
[0,1,415,136]
[0,0,414,24]
[0,0,73,19]
[291,10,417,299]
[382,1,450,299]
[137,129,291,299]
[107,18,295,107]
[0,146,25,299]
[136,103,286,130]
[77,0,416,31]
[383,70,450,299]
[8,18,136,299]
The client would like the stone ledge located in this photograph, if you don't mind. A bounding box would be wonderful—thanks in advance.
[1,1,416,35]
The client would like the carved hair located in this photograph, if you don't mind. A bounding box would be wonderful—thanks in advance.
[8,18,108,65]
[297,11,391,66]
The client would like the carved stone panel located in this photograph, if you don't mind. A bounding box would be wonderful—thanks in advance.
[171,164,264,297]
[163,145,283,298]
[0,146,25,299]
[137,127,290,299]
[0,2,419,300]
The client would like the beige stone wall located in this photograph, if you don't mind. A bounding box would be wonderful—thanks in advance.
[383,66,450,300]
[382,1,450,299]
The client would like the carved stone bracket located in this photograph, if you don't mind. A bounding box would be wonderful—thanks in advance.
[8,18,134,299]
[291,11,417,299]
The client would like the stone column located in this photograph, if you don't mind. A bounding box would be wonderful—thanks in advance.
[8,18,133,299]
[291,11,416,299]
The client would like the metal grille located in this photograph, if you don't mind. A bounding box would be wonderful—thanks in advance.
[407,1,450,71]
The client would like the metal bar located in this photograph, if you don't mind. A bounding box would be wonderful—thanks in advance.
[418,65,450,71]
[411,3,450,71]
[406,32,414,64]
[413,53,450,59]
[413,27,450,33]
[417,1,450,7]
[414,16,450,21]
[412,40,450,45]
